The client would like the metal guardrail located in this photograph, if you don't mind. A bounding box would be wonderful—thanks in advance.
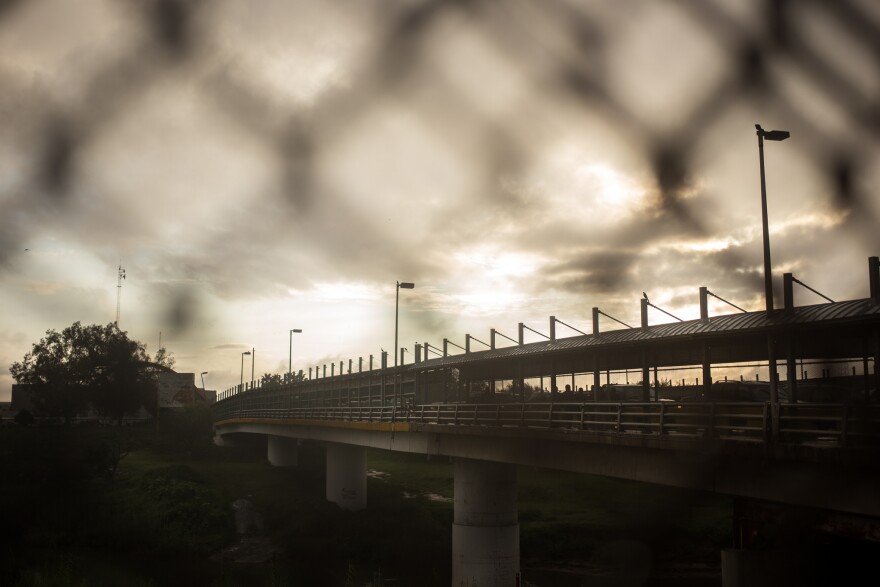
[212,399,880,448]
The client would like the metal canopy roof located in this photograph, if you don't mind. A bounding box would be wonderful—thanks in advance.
[411,297,880,371]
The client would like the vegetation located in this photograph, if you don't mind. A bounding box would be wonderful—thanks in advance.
[259,371,307,387]
[0,407,734,586]
[364,451,731,569]
[9,321,174,423]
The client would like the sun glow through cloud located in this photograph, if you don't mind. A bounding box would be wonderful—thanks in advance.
[0,0,877,399]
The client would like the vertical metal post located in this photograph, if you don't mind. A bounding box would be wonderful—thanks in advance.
[783,272,794,315]
[251,348,255,384]
[394,283,400,368]
[592,354,601,401]
[874,328,880,401]
[416,343,422,363]
[640,298,648,329]
[699,287,709,324]
[787,336,797,403]
[518,323,524,345]
[517,362,525,402]
[768,335,779,439]
[757,129,774,316]
[381,350,387,406]
[490,328,496,349]
[444,338,449,357]
[702,342,712,397]
[592,307,600,335]
[466,334,471,354]
[550,316,556,342]
[869,256,880,299]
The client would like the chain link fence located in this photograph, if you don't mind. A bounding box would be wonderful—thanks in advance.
[1,0,878,325]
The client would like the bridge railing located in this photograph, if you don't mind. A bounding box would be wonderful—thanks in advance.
[213,400,880,448]
[778,403,880,447]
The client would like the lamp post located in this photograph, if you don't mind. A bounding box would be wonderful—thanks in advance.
[394,281,415,368]
[241,351,251,387]
[200,371,208,388]
[251,347,255,386]
[289,329,302,380]
[756,123,790,315]
[395,281,415,408]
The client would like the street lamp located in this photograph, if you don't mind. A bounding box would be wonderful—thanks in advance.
[200,371,208,388]
[395,281,415,368]
[241,351,251,387]
[289,329,302,380]
[756,123,790,315]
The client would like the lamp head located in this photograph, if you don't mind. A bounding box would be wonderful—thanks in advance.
[765,130,790,141]
[756,123,790,141]
[291,328,302,333]
[398,282,415,289]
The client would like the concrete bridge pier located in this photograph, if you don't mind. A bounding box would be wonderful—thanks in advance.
[267,435,299,467]
[326,442,367,511]
[452,458,520,587]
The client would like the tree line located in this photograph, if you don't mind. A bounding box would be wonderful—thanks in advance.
[10,321,175,425]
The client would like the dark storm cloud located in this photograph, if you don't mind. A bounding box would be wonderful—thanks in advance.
[543,249,640,294]
[2,0,879,396]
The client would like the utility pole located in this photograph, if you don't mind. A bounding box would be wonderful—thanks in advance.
[115,264,126,327]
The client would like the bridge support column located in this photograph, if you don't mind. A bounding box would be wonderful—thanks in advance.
[326,443,367,511]
[267,435,298,467]
[452,458,519,587]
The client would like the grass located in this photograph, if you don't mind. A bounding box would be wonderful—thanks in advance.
[365,449,732,567]
[0,425,732,586]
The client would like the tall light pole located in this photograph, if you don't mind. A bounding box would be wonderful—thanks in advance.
[756,123,790,316]
[251,347,255,385]
[241,351,251,387]
[395,281,415,368]
[200,371,208,388]
[289,329,302,380]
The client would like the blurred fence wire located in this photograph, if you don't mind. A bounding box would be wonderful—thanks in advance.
[1,0,878,273]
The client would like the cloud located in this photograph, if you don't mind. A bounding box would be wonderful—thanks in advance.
[1,0,878,393]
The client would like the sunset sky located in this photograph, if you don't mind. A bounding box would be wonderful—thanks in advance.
[2,0,878,399]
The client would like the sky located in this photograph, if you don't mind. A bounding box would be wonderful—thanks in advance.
[1,0,879,400]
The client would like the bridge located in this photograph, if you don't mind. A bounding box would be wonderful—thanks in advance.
[212,259,880,586]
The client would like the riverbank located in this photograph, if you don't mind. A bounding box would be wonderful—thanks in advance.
[0,423,731,585]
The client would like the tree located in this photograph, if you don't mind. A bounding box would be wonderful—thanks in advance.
[151,346,175,370]
[91,326,155,424]
[260,372,282,387]
[9,322,157,424]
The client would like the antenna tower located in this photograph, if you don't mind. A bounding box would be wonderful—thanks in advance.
[116,264,126,327]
